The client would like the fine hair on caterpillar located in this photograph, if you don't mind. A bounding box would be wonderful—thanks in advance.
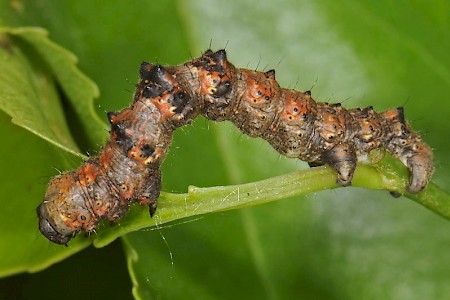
[37,49,434,245]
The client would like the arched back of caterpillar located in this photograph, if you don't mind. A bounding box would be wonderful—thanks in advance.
[37,49,434,245]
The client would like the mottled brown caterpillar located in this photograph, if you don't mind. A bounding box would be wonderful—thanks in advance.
[38,49,434,244]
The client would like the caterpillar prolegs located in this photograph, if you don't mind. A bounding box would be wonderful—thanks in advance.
[38,49,434,244]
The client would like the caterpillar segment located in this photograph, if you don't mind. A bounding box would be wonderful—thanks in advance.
[38,49,434,244]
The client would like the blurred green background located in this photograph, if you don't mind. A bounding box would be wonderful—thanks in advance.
[0,0,449,299]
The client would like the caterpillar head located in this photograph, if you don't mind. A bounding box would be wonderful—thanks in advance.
[38,173,93,245]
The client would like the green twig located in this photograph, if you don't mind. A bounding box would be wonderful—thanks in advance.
[92,153,450,247]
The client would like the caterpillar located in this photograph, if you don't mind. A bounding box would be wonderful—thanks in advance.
[37,49,434,245]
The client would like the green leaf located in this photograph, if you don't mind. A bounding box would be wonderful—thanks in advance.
[0,110,92,277]
[0,26,109,276]
[0,27,108,155]
[0,0,191,285]
[0,28,80,157]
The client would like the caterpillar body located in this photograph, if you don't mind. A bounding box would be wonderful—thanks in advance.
[38,49,434,245]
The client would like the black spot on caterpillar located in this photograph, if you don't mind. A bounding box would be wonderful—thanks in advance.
[37,49,434,245]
